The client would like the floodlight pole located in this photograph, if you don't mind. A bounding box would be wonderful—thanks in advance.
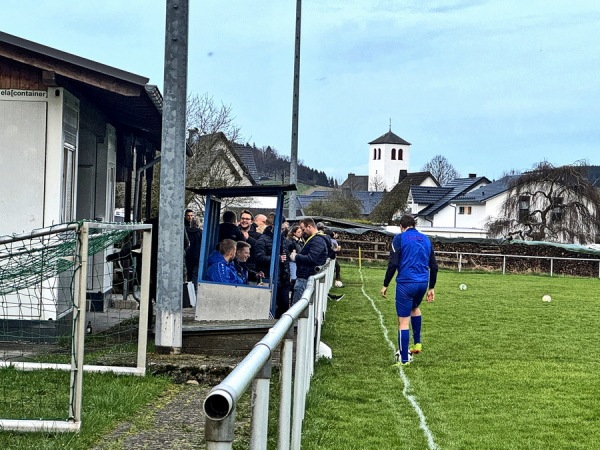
[288,0,301,220]
[156,0,189,353]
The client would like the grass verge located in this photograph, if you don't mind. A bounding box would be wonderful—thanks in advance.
[300,263,600,449]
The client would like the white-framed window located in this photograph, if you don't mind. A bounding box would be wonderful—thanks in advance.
[458,206,472,215]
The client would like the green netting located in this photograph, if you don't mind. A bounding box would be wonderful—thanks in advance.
[0,222,131,296]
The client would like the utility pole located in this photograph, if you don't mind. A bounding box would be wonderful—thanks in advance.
[288,0,301,219]
[156,0,189,353]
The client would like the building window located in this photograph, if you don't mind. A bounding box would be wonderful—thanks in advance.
[373,148,377,160]
[398,149,403,160]
[551,197,563,222]
[518,196,530,222]
[458,206,472,215]
[378,148,381,160]
[391,148,396,160]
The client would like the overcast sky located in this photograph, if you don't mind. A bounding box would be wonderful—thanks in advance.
[3,0,599,183]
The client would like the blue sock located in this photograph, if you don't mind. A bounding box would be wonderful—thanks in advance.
[399,329,410,363]
[411,315,422,344]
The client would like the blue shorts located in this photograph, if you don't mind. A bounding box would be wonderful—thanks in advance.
[395,282,428,317]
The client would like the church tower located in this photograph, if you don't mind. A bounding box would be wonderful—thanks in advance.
[368,128,411,191]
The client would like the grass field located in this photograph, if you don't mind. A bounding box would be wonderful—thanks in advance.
[301,263,600,449]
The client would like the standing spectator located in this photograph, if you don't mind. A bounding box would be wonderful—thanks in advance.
[326,229,343,288]
[289,217,328,304]
[206,239,244,284]
[218,210,245,243]
[287,225,304,291]
[380,214,438,366]
[238,209,258,270]
[184,209,202,291]
[253,214,267,234]
[255,213,291,318]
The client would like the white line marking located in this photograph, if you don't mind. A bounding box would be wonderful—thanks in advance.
[359,269,438,450]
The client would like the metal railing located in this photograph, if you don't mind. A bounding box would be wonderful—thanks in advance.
[437,250,600,278]
[203,260,335,450]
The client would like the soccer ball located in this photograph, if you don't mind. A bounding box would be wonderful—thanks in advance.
[542,294,552,302]
[459,283,467,291]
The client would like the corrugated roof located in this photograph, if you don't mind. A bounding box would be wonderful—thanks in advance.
[368,130,411,145]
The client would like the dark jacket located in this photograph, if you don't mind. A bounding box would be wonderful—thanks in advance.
[295,233,328,280]
[184,224,202,267]
[233,258,262,284]
[254,226,290,283]
[218,222,245,243]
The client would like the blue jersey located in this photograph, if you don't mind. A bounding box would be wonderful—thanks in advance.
[383,228,438,288]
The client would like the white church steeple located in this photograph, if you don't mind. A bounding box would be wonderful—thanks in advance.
[368,126,411,191]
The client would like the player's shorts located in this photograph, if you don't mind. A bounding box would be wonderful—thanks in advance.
[395,281,428,317]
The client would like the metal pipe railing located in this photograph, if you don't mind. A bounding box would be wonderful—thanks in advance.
[437,250,600,278]
[203,261,332,450]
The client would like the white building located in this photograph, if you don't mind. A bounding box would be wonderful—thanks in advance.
[368,129,411,191]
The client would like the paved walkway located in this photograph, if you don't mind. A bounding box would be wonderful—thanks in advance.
[92,383,210,450]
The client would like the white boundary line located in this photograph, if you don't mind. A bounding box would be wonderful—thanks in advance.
[359,269,438,450]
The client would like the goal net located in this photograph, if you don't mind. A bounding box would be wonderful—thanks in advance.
[0,221,152,432]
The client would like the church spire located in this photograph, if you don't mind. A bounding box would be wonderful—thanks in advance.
[389,118,391,132]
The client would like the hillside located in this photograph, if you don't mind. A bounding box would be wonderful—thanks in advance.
[245,144,335,187]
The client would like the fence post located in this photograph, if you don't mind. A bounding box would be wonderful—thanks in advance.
[205,413,236,450]
[458,253,462,272]
[291,307,310,450]
[550,258,554,277]
[503,256,506,275]
[278,327,295,450]
[250,358,272,450]
[70,222,89,424]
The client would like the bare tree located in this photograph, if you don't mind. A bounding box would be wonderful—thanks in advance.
[487,161,600,244]
[186,93,242,142]
[147,94,244,217]
[305,189,363,219]
[184,133,253,214]
[421,155,460,185]
[369,174,387,192]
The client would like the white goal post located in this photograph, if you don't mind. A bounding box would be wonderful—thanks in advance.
[0,221,152,433]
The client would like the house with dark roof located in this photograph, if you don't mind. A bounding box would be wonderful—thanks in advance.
[296,189,385,217]
[188,132,256,188]
[232,142,259,182]
[339,173,369,191]
[368,171,439,222]
[410,174,491,228]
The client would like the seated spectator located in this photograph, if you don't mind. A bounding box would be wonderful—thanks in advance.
[233,241,265,284]
[206,239,244,284]
[218,210,245,243]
